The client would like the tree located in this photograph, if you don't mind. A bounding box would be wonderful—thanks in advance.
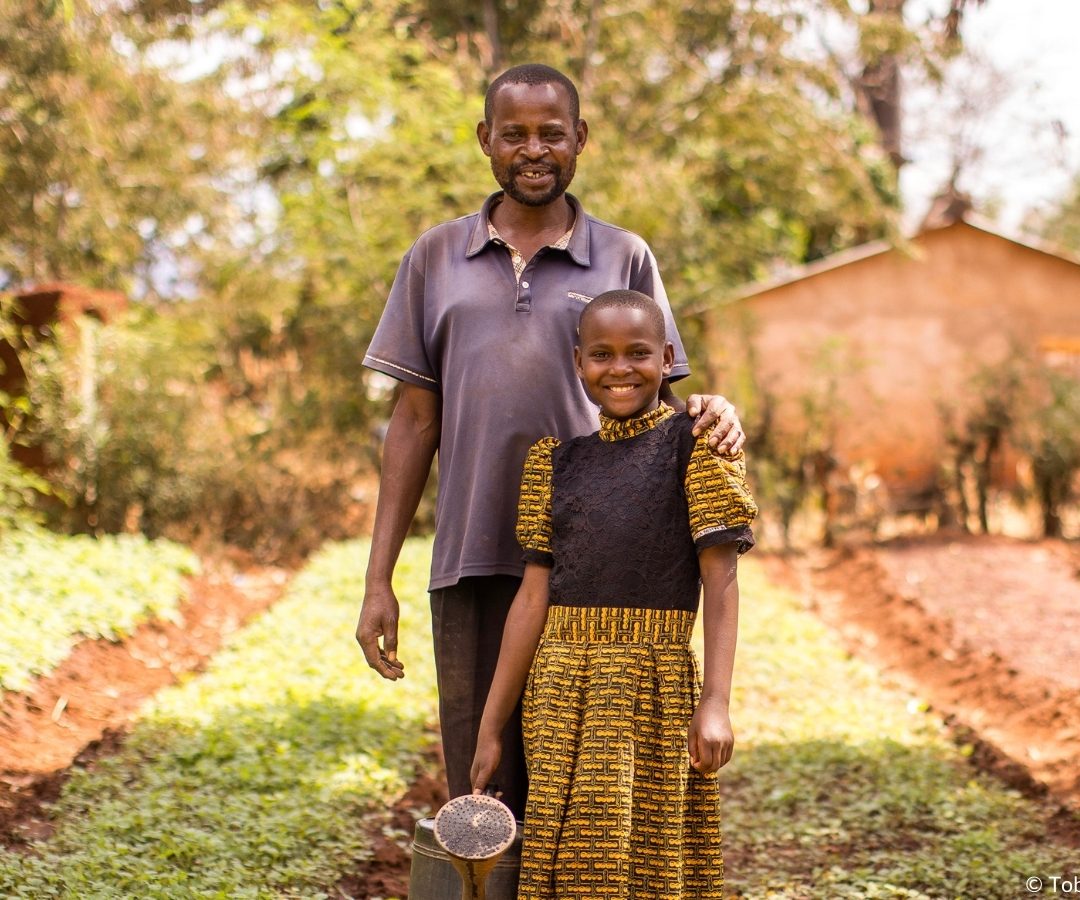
[1034,175,1080,254]
[165,0,907,448]
[939,352,1026,534]
[2,0,995,549]
[0,0,249,296]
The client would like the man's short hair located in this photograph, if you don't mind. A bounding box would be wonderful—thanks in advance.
[580,289,667,343]
[484,64,581,124]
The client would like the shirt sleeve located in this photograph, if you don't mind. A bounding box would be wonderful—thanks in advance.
[629,244,690,382]
[362,246,440,391]
[516,437,560,567]
[684,436,757,555]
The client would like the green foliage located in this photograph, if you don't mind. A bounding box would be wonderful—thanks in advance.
[18,305,370,556]
[0,438,52,532]
[188,0,905,446]
[20,309,217,535]
[580,40,898,305]
[1033,173,1080,254]
[0,294,50,529]
[0,537,436,897]
[0,1,245,294]
[0,525,198,693]
[404,0,902,303]
[0,0,971,548]
[0,540,1073,897]
[195,0,486,441]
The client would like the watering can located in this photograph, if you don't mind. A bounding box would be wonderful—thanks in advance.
[408,792,521,900]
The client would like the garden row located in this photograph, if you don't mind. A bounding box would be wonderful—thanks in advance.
[0,526,198,694]
[0,537,1075,897]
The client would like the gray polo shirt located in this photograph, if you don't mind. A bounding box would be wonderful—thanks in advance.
[363,192,690,590]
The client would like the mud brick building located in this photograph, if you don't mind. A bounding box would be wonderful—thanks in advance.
[707,213,1080,510]
[1,282,127,469]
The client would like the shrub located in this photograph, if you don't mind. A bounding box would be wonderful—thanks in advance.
[17,306,379,560]
[1018,367,1080,538]
[0,437,52,533]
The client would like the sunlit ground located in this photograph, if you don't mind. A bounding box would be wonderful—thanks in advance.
[0,539,1073,899]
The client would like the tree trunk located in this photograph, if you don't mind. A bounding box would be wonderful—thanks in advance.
[482,0,501,73]
[974,451,990,534]
[1038,477,1063,539]
[857,0,905,169]
[579,0,603,101]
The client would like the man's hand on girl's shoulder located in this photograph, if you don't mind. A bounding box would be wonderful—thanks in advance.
[686,394,745,457]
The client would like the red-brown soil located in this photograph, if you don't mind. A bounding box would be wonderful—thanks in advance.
[337,745,449,900]
[770,533,1080,811]
[0,558,289,847]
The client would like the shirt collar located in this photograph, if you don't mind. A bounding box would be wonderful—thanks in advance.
[598,402,676,442]
[466,191,590,266]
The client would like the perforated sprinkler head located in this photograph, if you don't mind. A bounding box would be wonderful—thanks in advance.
[433,793,517,900]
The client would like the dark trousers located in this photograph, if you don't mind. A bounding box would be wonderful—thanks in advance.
[430,574,528,819]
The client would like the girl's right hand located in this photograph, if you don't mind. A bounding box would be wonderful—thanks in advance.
[470,731,503,794]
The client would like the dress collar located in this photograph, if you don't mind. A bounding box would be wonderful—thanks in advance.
[598,402,675,442]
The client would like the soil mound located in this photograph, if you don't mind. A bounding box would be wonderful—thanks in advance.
[773,534,1080,811]
[0,561,288,846]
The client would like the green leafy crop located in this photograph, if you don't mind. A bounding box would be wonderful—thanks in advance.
[0,537,437,898]
[0,526,199,693]
[1,541,1073,898]
[717,563,1078,899]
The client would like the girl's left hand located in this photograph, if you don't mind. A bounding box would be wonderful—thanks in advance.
[688,697,734,773]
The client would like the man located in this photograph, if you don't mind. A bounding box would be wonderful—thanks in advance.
[356,64,744,817]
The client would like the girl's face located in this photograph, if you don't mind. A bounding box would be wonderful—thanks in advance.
[574,306,674,420]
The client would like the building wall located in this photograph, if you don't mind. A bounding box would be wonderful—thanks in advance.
[1,283,127,471]
[709,222,1080,494]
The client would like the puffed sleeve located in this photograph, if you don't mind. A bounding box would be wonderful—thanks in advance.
[684,435,757,555]
[516,436,560,567]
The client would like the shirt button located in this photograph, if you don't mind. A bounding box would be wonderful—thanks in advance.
[521,281,529,288]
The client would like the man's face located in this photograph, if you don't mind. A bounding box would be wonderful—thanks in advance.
[477,82,588,208]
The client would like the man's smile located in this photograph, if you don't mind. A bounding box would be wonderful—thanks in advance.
[515,166,555,181]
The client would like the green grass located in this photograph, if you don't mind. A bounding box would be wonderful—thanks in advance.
[0,525,200,692]
[1,538,1075,898]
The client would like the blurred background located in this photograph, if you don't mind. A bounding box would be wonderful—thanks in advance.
[3,0,1079,560]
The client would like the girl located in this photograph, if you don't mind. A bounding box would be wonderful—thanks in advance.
[470,288,756,898]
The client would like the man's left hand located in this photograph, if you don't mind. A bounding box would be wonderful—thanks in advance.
[686,394,744,457]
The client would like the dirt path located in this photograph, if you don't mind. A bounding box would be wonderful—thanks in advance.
[0,559,289,847]
[771,534,1080,811]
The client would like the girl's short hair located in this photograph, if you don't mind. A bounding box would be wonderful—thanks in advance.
[580,289,666,342]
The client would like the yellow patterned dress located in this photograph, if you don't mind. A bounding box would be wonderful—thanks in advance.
[515,403,756,899]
